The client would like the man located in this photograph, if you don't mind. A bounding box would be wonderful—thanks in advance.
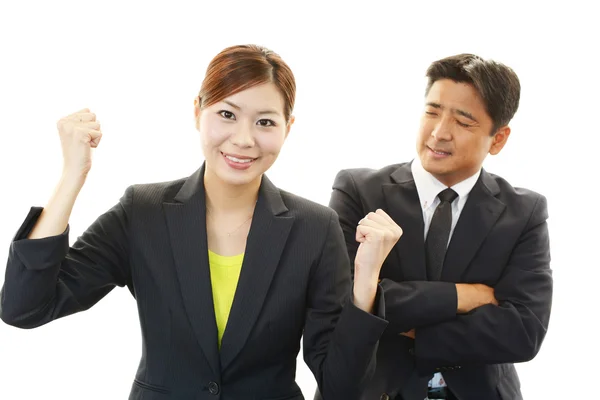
[326,54,552,399]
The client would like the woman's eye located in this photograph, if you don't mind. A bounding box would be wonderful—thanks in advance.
[257,119,275,127]
[218,110,235,120]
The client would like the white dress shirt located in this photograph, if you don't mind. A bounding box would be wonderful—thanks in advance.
[410,158,480,390]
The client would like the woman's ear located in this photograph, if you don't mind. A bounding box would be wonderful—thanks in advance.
[285,115,295,139]
[194,97,202,130]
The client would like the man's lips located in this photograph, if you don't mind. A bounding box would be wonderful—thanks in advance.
[427,146,452,156]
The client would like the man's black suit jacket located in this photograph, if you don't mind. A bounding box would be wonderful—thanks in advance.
[324,162,552,400]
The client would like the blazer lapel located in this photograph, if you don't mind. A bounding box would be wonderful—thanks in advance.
[219,175,294,372]
[441,169,506,282]
[382,163,427,281]
[163,165,221,377]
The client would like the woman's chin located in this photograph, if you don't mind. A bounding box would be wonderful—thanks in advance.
[213,164,263,187]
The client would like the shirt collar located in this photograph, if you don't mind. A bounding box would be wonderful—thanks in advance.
[411,157,481,211]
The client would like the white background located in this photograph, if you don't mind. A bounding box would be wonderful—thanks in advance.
[0,1,597,398]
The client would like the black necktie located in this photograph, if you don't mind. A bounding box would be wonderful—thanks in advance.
[425,188,458,281]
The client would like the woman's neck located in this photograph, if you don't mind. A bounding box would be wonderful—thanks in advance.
[204,168,260,215]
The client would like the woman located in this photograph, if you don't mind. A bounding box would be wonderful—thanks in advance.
[0,45,401,399]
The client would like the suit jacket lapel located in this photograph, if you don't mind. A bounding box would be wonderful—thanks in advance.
[382,163,427,281]
[219,176,294,372]
[441,169,506,281]
[163,165,221,377]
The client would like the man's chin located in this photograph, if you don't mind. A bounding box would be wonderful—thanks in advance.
[421,158,452,176]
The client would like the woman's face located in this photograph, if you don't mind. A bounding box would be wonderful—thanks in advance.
[196,82,293,187]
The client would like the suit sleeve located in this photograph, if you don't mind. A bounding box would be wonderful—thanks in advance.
[303,211,388,400]
[413,195,553,373]
[329,169,457,334]
[0,186,133,329]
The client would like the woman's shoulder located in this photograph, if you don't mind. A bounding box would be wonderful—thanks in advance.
[126,176,189,206]
[277,189,336,224]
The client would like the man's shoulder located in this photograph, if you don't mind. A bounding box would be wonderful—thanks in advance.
[334,162,411,186]
[486,171,545,199]
[484,171,548,217]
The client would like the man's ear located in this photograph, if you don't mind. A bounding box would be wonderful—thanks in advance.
[489,125,511,155]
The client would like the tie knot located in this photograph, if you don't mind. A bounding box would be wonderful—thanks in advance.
[438,188,458,204]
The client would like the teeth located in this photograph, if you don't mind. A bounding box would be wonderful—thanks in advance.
[226,155,253,163]
[434,150,449,155]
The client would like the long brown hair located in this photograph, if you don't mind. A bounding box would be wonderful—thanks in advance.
[198,45,296,122]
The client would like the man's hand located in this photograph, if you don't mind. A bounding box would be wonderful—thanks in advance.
[400,329,415,339]
[456,283,498,314]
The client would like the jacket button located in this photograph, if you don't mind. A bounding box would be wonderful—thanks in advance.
[408,348,415,356]
[208,381,220,395]
[380,394,390,400]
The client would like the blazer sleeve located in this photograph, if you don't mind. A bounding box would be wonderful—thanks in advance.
[413,194,553,373]
[303,210,388,400]
[329,169,458,333]
[0,186,133,329]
